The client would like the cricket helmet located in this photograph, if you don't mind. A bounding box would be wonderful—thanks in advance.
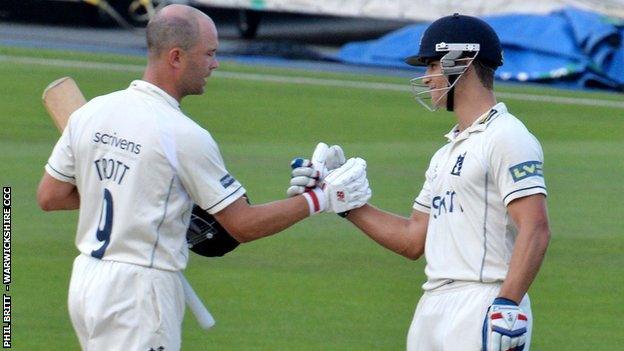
[405,14,503,112]
[405,13,503,69]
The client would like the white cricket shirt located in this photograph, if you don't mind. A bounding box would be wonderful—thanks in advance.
[413,103,547,290]
[45,80,246,271]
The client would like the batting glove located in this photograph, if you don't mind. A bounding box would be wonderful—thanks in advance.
[287,142,346,197]
[287,157,318,197]
[301,157,371,215]
[325,144,346,171]
[483,297,528,351]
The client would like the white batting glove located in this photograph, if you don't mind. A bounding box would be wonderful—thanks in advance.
[287,158,317,197]
[287,142,346,197]
[301,157,371,215]
[325,144,346,171]
[323,157,371,213]
[483,297,528,351]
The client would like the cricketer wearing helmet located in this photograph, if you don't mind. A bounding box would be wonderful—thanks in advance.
[288,14,550,351]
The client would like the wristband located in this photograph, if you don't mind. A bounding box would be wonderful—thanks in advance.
[493,297,519,306]
[302,188,326,216]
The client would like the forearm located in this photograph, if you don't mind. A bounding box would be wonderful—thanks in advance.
[218,195,310,243]
[347,204,426,259]
[499,226,550,303]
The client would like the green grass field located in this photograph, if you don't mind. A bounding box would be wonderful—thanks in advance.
[1,46,623,350]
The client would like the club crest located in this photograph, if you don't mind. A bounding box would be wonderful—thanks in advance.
[451,152,466,176]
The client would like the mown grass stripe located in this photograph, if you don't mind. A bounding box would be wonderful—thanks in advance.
[2,54,623,109]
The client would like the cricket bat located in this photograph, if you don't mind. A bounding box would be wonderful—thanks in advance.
[41,77,216,330]
[42,77,87,131]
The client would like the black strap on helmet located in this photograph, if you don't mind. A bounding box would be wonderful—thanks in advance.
[446,74,459,111]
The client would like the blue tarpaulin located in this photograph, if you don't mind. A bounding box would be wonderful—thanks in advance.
[337,7,624,91]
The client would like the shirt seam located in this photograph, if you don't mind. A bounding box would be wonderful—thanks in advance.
[150,177,175,268]
[479,172,489,282]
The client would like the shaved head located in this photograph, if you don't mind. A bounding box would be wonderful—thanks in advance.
[142,4,220,101]
[146,5,214,56]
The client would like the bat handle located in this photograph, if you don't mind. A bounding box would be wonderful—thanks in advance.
[177,272,215,330]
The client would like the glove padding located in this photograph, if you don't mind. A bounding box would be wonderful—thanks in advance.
[288,158,318,197]
[483,297,528,351]
[287,143,346,197]
[315,157,371,214]
[325,144,346,171]
[186,195,250,257]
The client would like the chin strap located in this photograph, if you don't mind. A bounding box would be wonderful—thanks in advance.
[446,75,459,111]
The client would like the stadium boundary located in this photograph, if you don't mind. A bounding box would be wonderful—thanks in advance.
[2,54,623,109]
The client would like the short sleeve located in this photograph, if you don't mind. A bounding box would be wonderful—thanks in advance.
[174,127,246,214]
[45,124,76,184]
[413,161,435,214]
[487,126,547,206]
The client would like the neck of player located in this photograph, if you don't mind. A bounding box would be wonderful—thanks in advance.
[142,64,184,103]
[452,74,497,132]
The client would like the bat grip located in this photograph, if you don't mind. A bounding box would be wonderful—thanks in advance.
[177,272,215,330]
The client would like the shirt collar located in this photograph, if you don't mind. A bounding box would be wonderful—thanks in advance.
[129,80,181,110]
[444,102,508,142]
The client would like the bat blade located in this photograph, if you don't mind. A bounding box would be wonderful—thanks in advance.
[42,77,87,132]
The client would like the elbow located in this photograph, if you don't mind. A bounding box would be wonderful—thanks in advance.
[539,226,551,252]
[543,227,551,243]
[526,221,550,255]
[39,204,53,212]
[226,225,261,244]
[403,254,420,261]
[225,226,247,243]
[36,190,55,212]
[404,251,423,261]
[535,218,551,247]
[230,231,252,244]
[401,246,424,261]
[400,229,426,261]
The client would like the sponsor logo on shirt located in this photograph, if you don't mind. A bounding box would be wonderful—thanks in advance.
[93,131,142,155]
[509,161,543,182]
[431,190,463,219]
[220,174,235,188]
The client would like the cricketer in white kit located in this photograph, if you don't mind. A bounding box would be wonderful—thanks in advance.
[288,13,550,351]
[407,103,545,350]
[37,5,372,351]
[46,80,246,349]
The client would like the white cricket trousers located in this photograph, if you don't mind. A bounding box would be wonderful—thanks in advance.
[68,254,185,351]
[407,282,532,351]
